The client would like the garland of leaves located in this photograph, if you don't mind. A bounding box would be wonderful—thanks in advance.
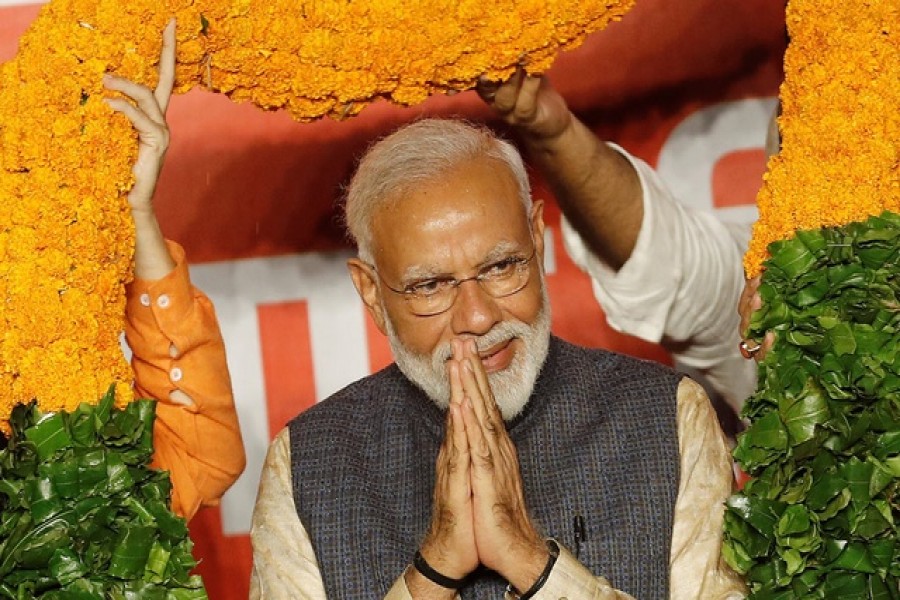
[0,388,205,598]
[724,212,900,597]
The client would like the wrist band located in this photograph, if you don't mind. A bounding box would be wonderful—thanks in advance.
[507,540,559,600]
[413,551,465,589]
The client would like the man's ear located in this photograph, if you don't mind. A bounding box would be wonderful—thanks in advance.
[530,199,546,263]
[347,258,388,335]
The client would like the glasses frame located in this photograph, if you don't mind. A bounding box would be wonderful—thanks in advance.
[370,243,539,317]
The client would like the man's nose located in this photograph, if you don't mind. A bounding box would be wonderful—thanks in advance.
[450,279,501,336]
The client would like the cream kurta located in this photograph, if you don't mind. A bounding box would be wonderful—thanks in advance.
[249,378,746,599]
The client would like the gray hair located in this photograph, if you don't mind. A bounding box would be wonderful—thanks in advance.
[344,119,532,262]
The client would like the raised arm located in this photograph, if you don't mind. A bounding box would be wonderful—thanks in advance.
[479,73,755,413]
[103,21,176,282]
[104,21,245,519]
[478,71,643,271]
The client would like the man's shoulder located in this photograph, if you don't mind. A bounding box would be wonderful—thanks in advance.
[550,335,682,381]
[287,363,407,427]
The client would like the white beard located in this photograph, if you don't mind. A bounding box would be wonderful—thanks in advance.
[383,289,551,422]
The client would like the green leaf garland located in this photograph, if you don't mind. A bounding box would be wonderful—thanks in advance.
[0,387,207,599]
[725,212,900,598]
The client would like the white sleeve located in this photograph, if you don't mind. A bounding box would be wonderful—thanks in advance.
[561,144,756,411]
[249,429,329,599]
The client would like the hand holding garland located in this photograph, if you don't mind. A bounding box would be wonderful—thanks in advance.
[477,70,643,273]
[737,276,775,362]
[103,19,177,282]
[102,20,246,519]
[103,19,196,412]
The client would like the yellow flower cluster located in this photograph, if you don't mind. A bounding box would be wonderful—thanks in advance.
[0,0,634,432]
[745,0,900,277]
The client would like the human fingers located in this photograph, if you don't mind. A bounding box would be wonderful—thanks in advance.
[738,276,761,336]
[756,331,776,361]
[104,79,169,209]
[461,357,501,443]
[461,397,543,579]
[509,74,542,122]
[155,19,177,114]
[423,403,477,580]
[738,277,768,360]
[463,339,496,414]
[448,360,465,409]
[490,67,526,115]
[104,74,167,127]
[475,75,502,105]
[441,402,471,504]
[477,68,524,109]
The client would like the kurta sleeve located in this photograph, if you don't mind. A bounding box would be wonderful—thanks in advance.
[250,428,329,598]
[561,144,756,413]
[125,240,245,519]
[670,378,747,600]
[519,544,636,599]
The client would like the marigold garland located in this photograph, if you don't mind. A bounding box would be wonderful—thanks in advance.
[727,0,900,595]
[0,0,634,433]
[744,0,900,277]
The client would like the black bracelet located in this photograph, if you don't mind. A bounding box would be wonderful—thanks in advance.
[413,551,466,589]
[508,540,559,600]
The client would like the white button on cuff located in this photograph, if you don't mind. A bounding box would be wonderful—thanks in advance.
[170,367,183,382]
[139,293,151,307]
[157,294,171,309]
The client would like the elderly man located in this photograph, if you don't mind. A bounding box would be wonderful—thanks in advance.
[249,119,745,599]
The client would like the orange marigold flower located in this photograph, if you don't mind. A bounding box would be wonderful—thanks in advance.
[746,0,900,276]
[1,0,635,432]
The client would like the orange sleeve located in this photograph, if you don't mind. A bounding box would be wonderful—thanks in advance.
[125,240,246,520]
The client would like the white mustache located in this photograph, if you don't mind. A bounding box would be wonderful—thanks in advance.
[431,320,532,369]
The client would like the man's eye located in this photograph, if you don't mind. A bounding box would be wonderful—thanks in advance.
[406,279,449,297]
[482,257,520,279]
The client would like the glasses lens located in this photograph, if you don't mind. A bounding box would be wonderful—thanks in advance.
[404,252,533,316]
[482,264,529,298]
[408,291,453,316]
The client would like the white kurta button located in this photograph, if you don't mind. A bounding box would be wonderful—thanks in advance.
[157,294,171,308]
[139,293,151,307]
[170,367,183,382]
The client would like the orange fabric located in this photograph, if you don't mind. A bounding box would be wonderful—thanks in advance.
[125,241,245,520]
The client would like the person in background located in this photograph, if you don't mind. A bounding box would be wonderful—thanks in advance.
[103,20,245,520]
[476,71,778,421]
[249,118,745,599]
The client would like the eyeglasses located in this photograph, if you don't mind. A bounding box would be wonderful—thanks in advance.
[372,245,538,316]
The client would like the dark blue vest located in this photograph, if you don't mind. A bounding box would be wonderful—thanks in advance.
[289,336,681,598]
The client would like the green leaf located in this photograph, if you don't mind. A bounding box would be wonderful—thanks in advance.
[779,379,831,446]
[769,237,819,279]
[48,548,85,586]
[24,414,71,462]
[108,525,155,579]
[827,322,857,356]
[729,213,900,595]
[25,477,62,523]
[827,541,877,573]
